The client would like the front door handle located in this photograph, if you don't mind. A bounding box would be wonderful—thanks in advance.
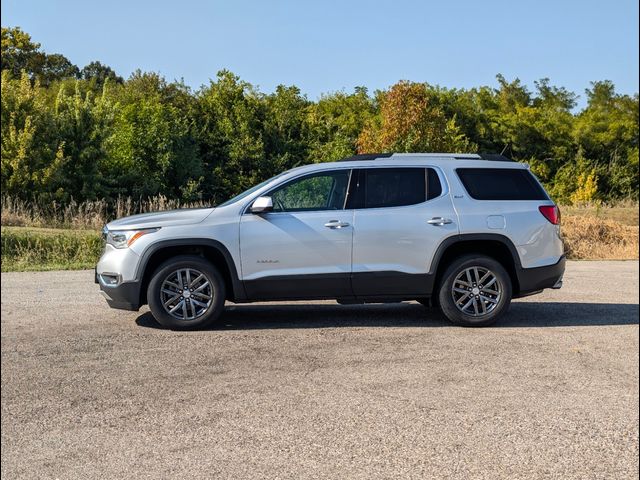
[324,220,350,229]
[427,217,453,226]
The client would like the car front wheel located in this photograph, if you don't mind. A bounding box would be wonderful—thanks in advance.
[437,255,512,327]
[147,255,226,330]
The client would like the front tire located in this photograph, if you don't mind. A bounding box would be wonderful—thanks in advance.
[147,255,226,330]
[437,255,512,327]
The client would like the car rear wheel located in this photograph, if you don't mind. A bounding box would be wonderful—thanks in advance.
[147,255,226,330]
[437,255,512,327]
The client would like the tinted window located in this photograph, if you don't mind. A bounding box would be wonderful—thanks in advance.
[347,168,426,209]
[427,168,442,200]
[270,170,350,212]
[457,168,548,201]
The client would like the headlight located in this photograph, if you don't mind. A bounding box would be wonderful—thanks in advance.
[105,227,160,249]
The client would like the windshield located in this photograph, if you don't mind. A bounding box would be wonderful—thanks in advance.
[217,171,289,207]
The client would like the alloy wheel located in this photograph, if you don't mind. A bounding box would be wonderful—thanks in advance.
[451,266,502,317]
[160,268,213,321]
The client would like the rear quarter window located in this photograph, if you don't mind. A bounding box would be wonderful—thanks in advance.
[427,168,442,200]
[456,168,549,201]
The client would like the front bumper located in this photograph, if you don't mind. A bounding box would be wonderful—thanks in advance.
[96,242,144,311]
[96,267,142,311]
[98,277,142,311]
[515,255,566,298]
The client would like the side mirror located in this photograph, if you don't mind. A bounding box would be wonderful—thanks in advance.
[250,196,273,213]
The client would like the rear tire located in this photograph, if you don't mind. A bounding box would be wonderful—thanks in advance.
[147,255,226,330]
[437,255,512,327]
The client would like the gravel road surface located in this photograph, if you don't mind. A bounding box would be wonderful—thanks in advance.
[2,261,639,479]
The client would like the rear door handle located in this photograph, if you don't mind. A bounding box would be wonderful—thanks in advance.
[324,220,350,229]
[427,217,453,226]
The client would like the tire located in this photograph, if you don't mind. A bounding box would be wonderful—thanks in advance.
[147,255,226,330]
[437,255,512,327]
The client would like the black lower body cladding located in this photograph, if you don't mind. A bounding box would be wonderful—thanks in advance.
[96,253,566,309]
[98,280,142,311]
[515,255,566,298]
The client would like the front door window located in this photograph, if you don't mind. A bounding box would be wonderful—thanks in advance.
[270,171,350,212]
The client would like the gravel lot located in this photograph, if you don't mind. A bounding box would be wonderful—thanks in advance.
[1,261,639,479]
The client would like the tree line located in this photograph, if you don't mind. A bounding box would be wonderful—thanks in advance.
[1,26,638,206]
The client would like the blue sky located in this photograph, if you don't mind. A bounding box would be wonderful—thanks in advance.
[2,0,638,107]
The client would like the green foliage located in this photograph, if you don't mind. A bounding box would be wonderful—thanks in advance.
[193,70,266,201]
[45,81,116,201]
[1,26,41,77]
[1,26,638,207]
[1,71,57,195]
[262,84,310,176]
[307,87,375,163]
[80,61,123,88]
[1,26,80,86]
[573,81,639,199]
[105,72,200,199]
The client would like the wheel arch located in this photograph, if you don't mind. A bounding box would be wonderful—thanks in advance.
[136,239,246,305]
[429,234,522,295]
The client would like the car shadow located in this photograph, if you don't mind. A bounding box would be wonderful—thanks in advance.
[135,301,639,330]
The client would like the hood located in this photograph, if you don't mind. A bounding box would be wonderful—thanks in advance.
[106,207,214,230]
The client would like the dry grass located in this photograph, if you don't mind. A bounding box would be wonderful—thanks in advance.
[561,200,639,226]
[1,196,209,230]
[561,215,639,260]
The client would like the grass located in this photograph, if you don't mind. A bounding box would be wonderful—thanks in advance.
[1,195,209,230]
[558,202,638,260]
[1,226,102,272]
[561,201,639,226]
[1,198,638,272]
[561,216,638,260]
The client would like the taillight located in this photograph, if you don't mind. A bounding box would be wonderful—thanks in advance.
[539,205,560,225]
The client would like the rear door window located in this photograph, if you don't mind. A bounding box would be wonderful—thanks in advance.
[456,168,548,200]
[346,168,428,209]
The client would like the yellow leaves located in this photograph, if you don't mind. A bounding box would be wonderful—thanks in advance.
[570,169,599,205]
[3,113,36,190]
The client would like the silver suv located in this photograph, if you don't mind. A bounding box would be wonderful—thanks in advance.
[96,153,565,329]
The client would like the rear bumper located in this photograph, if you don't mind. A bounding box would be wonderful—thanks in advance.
[96,268,141,311]
[515,255,566,298]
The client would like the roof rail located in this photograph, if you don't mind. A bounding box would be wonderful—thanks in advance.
[337,153,393,162]
[337,152,515,162]
[465,153,515,162]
